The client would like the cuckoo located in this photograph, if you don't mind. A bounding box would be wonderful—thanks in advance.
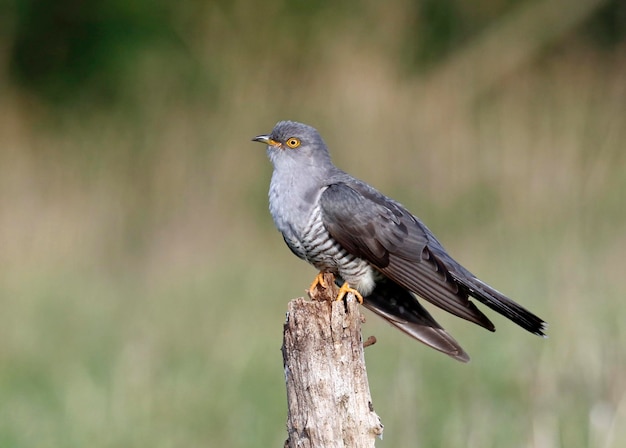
[253,120,546,362]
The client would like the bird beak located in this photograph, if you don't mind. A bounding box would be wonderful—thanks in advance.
[252,134,280,146]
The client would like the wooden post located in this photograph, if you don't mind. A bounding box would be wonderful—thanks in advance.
[282,273,384,447]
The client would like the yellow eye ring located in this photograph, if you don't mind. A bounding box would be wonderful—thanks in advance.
[285,137,301,148]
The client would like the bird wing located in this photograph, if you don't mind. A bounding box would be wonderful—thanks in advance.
[319,181,496,331]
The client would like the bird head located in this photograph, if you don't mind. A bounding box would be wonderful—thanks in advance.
[252,121,332,169]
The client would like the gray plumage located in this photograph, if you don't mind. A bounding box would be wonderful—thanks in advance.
[253,120,546,362]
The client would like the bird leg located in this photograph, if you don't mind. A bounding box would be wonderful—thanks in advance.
[336,281,364,304]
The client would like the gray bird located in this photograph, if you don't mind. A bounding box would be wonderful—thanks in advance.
[253,120,546,362]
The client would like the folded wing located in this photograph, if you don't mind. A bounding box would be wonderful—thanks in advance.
[319,181,546,336]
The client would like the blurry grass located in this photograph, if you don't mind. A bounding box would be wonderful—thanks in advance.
[0,259,293,447]
[1,18,626,448]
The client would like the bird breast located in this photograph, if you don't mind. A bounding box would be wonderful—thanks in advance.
[299,204,379,296]
[269,178,378,296]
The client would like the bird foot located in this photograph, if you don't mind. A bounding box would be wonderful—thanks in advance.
[308,272,339,302]
[336,282,364,304]
[308,272,328,292]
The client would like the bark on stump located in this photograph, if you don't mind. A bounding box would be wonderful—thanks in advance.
[282,273,384,447]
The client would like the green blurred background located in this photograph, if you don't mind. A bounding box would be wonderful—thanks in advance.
[1,0,625,446]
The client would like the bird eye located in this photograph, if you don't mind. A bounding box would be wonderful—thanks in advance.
[285,137,301,148]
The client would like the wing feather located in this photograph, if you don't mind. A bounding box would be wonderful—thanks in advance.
[363,280,470,362]
[320,182,496,330]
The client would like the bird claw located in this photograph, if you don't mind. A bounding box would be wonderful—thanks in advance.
[336,282,364,304]
[308,272,328,293]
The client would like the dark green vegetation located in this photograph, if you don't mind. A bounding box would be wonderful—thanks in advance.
[1,1,625,446]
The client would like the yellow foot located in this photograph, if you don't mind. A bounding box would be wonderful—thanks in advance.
[336,282,364,304]
[308,272,328,293]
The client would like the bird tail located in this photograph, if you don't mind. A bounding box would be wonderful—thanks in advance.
[363,280,470,362]
[449,272,547,337]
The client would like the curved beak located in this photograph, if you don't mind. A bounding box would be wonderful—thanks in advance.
[252,134,278,146]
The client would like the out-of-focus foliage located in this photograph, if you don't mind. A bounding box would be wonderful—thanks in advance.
[1,0,625,447]
[6,0,626,106]
[10,0,174,102]
[586,0,626,45]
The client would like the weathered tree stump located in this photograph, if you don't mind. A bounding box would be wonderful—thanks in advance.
[282,273,384,447]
